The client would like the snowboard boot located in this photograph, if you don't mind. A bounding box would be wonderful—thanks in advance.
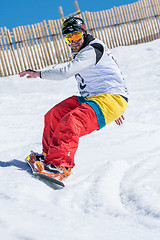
[43,162,71,181]
[28,151,71,181]
[29,151,46,163]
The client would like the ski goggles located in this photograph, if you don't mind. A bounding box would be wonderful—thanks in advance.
[64,31,83,44]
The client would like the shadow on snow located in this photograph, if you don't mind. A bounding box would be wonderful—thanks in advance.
[0,159,63,190]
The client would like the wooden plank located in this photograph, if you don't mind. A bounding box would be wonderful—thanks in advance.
[134,2,147,42]
[48,20,58,64]
[6,28,20,73]
[129,3,142,44]
[14,27,28,70]
[154,0,160,35]
[103,10,115,48]
[12,28,24,71]
[81,12,89,33]
[85,11,95,37]
[24,25,37,69]
[0,53,6,76]
[1,27,14,75]
[55,20,70,62]
[124,4,137,44]
[111,7,122,46]
[48,20,61,63]
[43,20,56,64]
[0,36,7,76]
[130,4,142,44]
[58,6,64,20]
[18,26,31,69]
[153,0,160,37]
[96,11,105,43]
[0,31,9,76]
[101,10,113,48]
[37,22,50,66]
[118,6,130,45]
[51,19,63,63]
[147,0,160,37]
[138,0,151,42]
[114,6,126,45]
[144,0,153,17]
[0,55,4,76]
[127,4,139,44]
[150,0,160,37]
[53,20,65,62]
[153,0,160,16]
[90,12,98,38]
[34,23,47,67]
[143,0,158,40]
[74,1,81,18]
[99,11,112,48]
[149,0,159,36]
[41,21,53,65]
[27,25,41,70]
[21,26,34,69]
[132,2,145,43]
[121,5,134,45]
[93,11,101,40]
[141,0,153,41]
[107,9,119,47]
[31,24,45,68]
[57,19,71,62]
[156,0,160,15]
[141,0,154,41]
[150,0,158,15]
[113,6,127,46]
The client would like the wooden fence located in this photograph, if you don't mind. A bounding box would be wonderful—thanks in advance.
[0,0,160,77]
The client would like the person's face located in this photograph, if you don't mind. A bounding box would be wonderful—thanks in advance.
[64,31,85,52]
[70,38,84,52]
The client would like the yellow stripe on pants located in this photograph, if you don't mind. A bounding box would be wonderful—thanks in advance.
[85,93,128,125]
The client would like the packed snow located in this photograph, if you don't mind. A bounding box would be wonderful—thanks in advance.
[0,38,160,240]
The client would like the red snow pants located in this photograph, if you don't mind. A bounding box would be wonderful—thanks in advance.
[42,96,99,168]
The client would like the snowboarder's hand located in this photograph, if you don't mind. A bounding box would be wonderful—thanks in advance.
[19,69,40,78]
[115,115,125,126]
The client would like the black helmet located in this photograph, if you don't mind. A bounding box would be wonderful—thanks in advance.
[62,17,86,35]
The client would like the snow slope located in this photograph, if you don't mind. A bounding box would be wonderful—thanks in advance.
[0,39,160,240]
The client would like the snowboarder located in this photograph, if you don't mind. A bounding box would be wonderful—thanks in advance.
[20,17,128,181]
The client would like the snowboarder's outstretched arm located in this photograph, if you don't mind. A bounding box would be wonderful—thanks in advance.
[20,45,96,81]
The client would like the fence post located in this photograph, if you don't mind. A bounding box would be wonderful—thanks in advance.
[150,0,160,37]
[48,20,61,63]
[96,11,106,44]
[105,9,117,48]
[0,31,9,76]
[118,6,130,45]
[0,40,6,76]
[148,0,159,38]
[100,10,112,48]
[37,22,50,66]
[1,27,14,75]
[24,25,37,70]
[31,24,45,68]
[43,20,56,65]
[27,25,41,69]
[59,6,64,20]
[21,26,34,69]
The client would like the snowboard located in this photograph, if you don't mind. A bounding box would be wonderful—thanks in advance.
[25,154,65,188]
